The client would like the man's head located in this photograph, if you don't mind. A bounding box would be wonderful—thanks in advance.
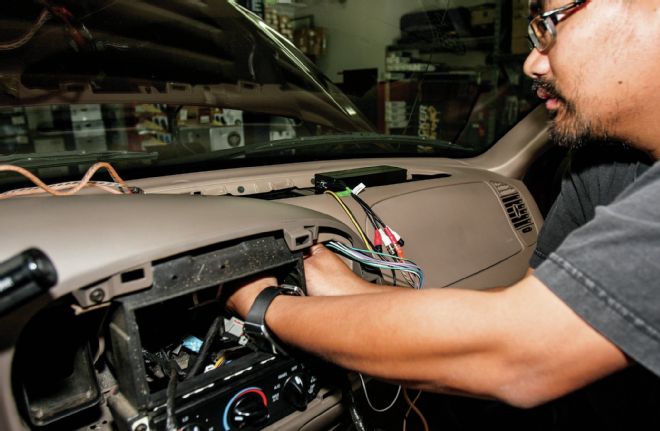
[524,0,660,157]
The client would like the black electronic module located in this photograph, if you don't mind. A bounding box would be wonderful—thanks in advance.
[314,165,408,193]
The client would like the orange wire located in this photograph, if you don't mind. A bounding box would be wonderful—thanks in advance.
[403,388,428,431]
[0,162,133,199]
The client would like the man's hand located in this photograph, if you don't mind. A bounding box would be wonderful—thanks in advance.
[225,275,277,319]
[304,243,386,296]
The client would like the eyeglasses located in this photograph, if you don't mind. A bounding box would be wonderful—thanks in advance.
[528,0,586,52]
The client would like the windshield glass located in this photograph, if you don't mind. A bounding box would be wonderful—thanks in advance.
[0,0,538,187]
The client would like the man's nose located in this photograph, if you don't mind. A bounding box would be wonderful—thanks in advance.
[523,48,551,79]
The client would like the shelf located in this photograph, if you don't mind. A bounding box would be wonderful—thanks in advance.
[268,0,307,8]
[388,36,496,54]
[274,0,307,6]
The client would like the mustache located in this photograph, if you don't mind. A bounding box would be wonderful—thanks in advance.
[532,79,565,102]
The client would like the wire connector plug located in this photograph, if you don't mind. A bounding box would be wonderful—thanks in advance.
[336,187,353,198]
[352,182,366,195]
[373,229,383,253]
[383,227,404,257]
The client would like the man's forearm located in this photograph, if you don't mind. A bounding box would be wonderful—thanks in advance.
[265,287,511,399]
[261,275,629,408]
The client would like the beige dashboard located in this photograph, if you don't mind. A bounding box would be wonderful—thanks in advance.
[130,157,542,289]
[0,108,548,431]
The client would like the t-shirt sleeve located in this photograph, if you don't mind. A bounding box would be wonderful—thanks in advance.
[534,163,660,376]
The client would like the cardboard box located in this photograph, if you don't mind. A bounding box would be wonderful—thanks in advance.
[471,5,496,27]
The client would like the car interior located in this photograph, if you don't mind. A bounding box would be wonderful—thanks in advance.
[0,102,555,431]
[6,1,654,430]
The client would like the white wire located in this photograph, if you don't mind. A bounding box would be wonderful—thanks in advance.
[359,373,401,413]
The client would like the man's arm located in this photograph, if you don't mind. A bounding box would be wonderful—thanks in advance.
[229,272,629,409]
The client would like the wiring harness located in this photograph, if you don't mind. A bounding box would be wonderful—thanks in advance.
[326,241,423,290]
[323,184,421,289]
[322,182,428,430]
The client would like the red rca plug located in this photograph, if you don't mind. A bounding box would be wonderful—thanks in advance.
[373,229,383,253]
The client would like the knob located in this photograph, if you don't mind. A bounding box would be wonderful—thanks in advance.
[230,392,269,429]
[283,374,308,411]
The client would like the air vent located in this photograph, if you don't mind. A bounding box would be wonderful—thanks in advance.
[502,193,533,232]
[490,181,534,234]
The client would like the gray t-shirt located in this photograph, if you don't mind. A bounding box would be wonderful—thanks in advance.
[535,159,660,375]
[531,144,651,269]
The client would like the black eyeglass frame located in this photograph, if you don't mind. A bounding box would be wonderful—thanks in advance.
[528,0,587,52]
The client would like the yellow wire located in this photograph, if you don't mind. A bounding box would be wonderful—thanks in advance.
[214,356,225,368]
[324,191,373,251]
[403,388,428,431]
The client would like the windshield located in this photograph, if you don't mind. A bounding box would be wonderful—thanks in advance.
[0,0,538,187]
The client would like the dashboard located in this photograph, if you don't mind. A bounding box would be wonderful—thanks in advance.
[0,153,543,431]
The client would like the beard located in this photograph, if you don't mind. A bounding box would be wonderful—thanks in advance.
[532,79,611,149]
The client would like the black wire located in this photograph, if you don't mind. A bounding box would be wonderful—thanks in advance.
[351,194,386,228]
[363,207,380,230]
[353,200,380,229]
[329,180,381,229]
[348,194,398,288]
[341,375,370,431]
[333,193,377,250]
[185,316,222,380]
[165,360,178,431]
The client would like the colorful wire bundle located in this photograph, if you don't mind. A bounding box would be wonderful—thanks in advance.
[322,187,428,423]
[326,241,424,289]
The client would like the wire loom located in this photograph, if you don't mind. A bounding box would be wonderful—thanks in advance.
[326,241,424,289]
[321,186,428,429]
[0,162,140,199]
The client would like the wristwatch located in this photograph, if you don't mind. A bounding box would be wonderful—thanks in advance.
[243,284,304,356]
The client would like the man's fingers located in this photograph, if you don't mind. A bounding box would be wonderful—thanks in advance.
[306,243,327,258]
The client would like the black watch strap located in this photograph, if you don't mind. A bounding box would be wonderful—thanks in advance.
[244,285,303,356]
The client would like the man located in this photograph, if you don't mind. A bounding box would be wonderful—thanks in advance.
[228,0,660,409]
